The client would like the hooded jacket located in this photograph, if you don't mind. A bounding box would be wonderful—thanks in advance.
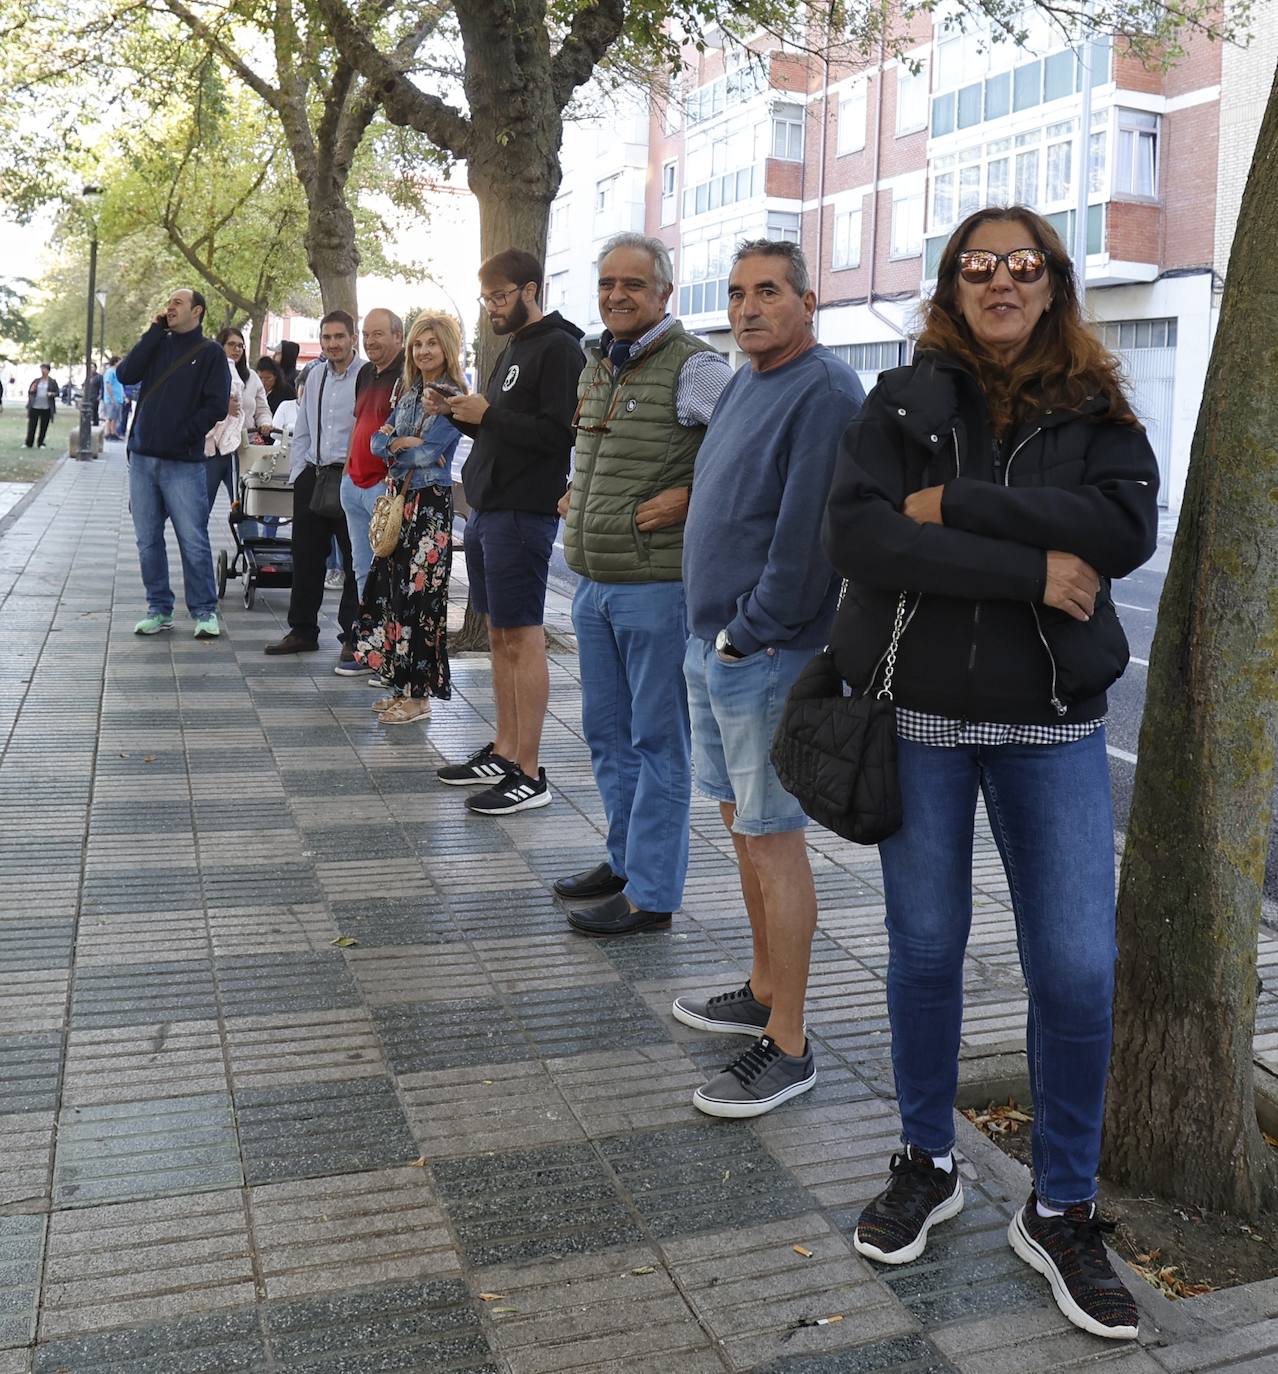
[822,352,1160,725]
[277,340,301,389]
[457,311,585,516]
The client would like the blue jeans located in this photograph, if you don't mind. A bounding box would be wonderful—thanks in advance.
[683,636,811,835]
[573,579,691,913]
[877,730,1116,1208]
[341,473,381,590]
[129,452,218,620]
[205,451,236,514]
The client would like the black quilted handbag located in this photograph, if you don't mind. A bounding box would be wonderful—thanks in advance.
[770,592,908,844]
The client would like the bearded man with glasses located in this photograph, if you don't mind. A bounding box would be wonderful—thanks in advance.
[428,249,585,814]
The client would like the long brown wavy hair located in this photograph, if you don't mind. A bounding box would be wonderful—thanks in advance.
[917,206,1139,436]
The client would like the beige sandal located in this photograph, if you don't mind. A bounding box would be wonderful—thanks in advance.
[380,698,431,725]
[371,695,399,713]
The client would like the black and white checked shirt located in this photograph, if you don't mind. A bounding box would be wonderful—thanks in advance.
[895,708,1103,747]
[625,315,733,427]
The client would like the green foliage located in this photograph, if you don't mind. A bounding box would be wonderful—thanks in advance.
[0,279,34,354]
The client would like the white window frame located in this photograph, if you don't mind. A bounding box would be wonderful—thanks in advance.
[595,173,619,217]
[1114,109,1159,198]
[832,206,863,268]
[896,59,929,135]
[660,160,678,226]
[771,103,805,161]
[891,186,925,259]
[837,81,867,155]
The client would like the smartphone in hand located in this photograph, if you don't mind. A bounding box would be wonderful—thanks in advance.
[427,381,459,398]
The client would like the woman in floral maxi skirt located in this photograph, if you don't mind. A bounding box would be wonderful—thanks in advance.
[355,313,465,724]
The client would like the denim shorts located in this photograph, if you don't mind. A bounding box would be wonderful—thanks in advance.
[463,508,558,629]
[683,635,811,835]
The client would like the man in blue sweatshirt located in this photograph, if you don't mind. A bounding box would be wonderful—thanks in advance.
[118,288,231,639]
[675,240,865,1119]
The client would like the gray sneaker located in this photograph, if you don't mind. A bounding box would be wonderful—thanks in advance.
[672,982,769,1037]
[692,1035,815,1118]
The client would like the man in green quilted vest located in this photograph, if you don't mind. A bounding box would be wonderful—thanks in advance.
[556,234,732,937]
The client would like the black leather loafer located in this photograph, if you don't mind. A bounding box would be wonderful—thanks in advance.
[553,862,627,900]
[567,892,672,936]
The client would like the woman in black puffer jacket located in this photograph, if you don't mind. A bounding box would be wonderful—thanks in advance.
[823,206,1158,1342]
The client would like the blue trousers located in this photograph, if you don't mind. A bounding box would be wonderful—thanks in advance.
[572,578,691,913]
[341,473,381,590]
[129,451,217,620]
[877,730,1116,1207]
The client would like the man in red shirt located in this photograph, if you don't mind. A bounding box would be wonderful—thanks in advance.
[338,308,405,673]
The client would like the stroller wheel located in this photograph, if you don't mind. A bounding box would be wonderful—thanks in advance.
[217,550,228,600]
[244,574,256,610]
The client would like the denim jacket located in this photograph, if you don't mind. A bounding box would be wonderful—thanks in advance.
[369,384,461,491]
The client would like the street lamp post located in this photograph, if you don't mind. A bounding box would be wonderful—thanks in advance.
[75,185,103,461]
[96,290,107,365]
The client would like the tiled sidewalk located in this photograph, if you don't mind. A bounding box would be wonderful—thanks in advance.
[2,449,1277,1373]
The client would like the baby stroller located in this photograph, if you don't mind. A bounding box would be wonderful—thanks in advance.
[217,429,295,610]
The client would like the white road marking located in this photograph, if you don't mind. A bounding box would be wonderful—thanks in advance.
[1107,745,1139,764]
[1115,600,1153,612]
[1129,656,1149,666]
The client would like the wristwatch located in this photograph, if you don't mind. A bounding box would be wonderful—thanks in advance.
[715,628,745,659]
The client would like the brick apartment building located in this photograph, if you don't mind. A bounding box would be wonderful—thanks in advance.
[546,5,1278,512]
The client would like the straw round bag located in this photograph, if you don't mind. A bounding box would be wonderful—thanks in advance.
[369,476,409,559]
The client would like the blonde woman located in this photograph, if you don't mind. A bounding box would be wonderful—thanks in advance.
[355,314,466,723]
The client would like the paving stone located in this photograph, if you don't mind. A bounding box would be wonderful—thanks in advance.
[0,1109,53,1207]
[666,1212,914,1371]
[477,1244,721,1374]
[0,971,69,1034]
[0,1216,43,1350]
[202,863,323,910]
[0,1032,61,1114]
[756,1332,955,1373]
[601,925,742,985]
[40,1192,255,1339]
[235,1075,419,1183]
[372,997,535,1073]
[329,897,457,946]
[600,1121,814,1239]
[249,1166,460,1299]
[477,934,620,995]
[61,1022,228,1106]
[547,1044,708,1136]
[224,1008,386,1088]
[447,887,569,939]
[263,1278,499,1372]
[431,1142,642,1268]
[1151,1317,1278,1372]
[0,919,74,972]
[70,961,219,1029]
[350,944,493,1006]
[33,1306,266,1372]
[510,982,673,1059]
[399,1059,584,1157]
[53,1091,242,1207]
[214,952,361,1017]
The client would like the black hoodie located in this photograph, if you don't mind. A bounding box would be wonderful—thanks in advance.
[458,311,585,516]
[277,340,301,389]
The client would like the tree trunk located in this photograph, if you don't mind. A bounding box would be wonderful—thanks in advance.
[306,191,360,317]
[1102,72,1278,1219]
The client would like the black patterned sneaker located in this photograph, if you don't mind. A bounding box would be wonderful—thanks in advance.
[465,766,552,815]
[853,1147,964,1264]
[692,1035,815,1118]
[436,742,516,787]
[1009,1194,1139,1340]
[672,982,770,1037]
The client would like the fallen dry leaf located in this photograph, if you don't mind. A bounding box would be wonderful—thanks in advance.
[330,935,358,947]
[631,1266,656,1276]
[792,1245,813,1258]
[408,1156,427,1167]
[478,1293,505,1302]
[143,755,156,763]
[1264,1131,1278,1149]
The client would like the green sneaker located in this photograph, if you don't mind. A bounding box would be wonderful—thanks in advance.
[134,614,174,635]
[194,614,220,640]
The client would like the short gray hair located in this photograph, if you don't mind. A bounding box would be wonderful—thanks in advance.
[598,233,674,294]
[732,239,811,297]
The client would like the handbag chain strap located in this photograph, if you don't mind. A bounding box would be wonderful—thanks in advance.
[876,593,910,702]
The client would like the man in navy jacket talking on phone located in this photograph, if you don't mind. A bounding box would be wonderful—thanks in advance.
[118,287,230,641]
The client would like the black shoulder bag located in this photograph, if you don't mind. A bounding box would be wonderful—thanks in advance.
[308,368,345,519]
[770,590,909,845]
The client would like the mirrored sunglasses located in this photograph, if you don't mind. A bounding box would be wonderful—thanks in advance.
[956,248,1050,284]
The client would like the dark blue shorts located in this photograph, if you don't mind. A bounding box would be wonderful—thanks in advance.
[463,508,558,629]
